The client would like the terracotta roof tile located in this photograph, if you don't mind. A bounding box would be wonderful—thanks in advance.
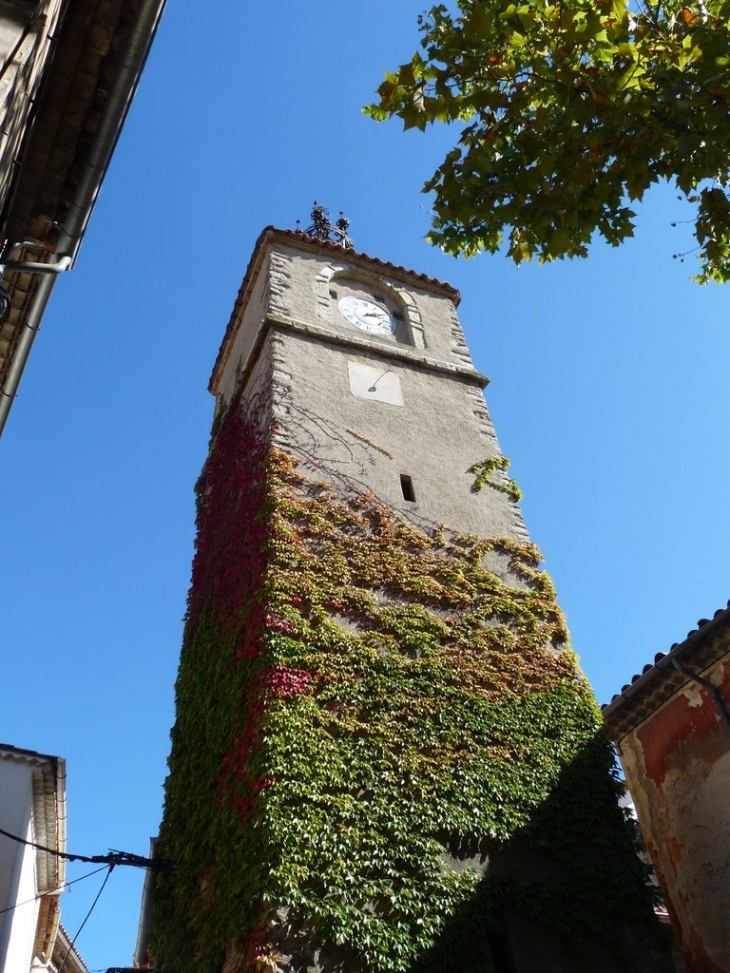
[602,602,730,741]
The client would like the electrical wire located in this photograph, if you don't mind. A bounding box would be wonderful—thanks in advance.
[0,863,109,916]
[0,825,162,868]
[58,865,115,973]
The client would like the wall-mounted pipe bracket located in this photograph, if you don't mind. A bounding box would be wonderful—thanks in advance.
[0,254,72,325]
[0,253,72,276]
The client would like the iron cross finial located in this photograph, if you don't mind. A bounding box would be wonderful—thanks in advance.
[302,202,353,249]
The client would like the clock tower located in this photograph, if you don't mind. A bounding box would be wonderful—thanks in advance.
[152,214,672,973]
[209,218,528,545]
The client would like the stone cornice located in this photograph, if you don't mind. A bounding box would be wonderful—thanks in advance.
[263,312,489,388]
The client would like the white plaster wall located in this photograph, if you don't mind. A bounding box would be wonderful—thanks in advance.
[0,759,38,973]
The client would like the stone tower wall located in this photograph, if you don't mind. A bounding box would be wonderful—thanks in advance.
[151,231,674,973]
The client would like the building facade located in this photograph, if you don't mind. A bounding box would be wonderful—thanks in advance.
[152,224,673,973]
[0,0,166,437]
[603,607,730,973]
[0,743,67,973]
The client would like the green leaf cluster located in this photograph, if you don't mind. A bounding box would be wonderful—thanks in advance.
[469,455,522,500]
[151,403,666,973]
[367,0,730,282]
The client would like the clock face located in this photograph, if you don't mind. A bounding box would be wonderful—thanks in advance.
[339,296,395,335]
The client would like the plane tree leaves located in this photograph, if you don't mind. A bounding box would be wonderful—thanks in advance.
[367,0,730,282]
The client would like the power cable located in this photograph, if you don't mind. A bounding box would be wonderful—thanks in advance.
[0,825,165,869]
[0,864,109,916]
[58,865,114,973]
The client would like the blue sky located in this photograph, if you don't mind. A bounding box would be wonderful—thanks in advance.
[2,2,729,969]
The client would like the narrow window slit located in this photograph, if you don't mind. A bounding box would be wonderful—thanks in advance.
[400,474,416,502]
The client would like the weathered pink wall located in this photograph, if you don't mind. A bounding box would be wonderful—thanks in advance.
[619,659,730,973]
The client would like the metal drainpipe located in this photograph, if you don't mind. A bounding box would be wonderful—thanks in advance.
[0,0,168,439]
[672,653,730,739]
[133,837,159,968]
[0,269,59,437]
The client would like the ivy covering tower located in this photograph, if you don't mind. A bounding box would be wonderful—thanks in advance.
[151,215,673,973]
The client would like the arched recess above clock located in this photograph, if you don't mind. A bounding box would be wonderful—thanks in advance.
[320,267,425,348]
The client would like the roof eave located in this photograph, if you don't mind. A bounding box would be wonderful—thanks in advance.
[602,604,730,741]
